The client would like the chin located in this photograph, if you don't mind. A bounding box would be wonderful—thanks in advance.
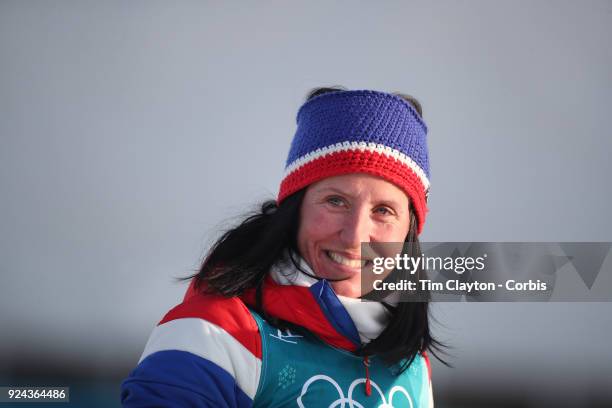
[330,282,362,298]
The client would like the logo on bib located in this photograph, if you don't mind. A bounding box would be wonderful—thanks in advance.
[270,328,303,344]
[297,374,414,408]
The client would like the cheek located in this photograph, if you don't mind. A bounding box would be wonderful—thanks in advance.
[374,222,410,242]
[298,208,338,247]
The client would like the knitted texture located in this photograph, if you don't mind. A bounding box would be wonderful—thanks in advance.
[278,90,430,234]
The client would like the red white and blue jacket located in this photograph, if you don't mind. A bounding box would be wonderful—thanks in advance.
[121,268,433,407]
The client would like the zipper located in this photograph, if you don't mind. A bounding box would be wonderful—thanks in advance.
[363,356,371,396]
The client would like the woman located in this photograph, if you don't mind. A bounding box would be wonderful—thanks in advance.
[121,87,443,407]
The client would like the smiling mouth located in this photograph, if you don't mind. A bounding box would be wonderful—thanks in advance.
[325,250,372,268]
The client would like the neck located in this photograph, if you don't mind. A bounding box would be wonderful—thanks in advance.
[269,256,392,344]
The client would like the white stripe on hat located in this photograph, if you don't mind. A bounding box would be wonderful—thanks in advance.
[283,141,430,191]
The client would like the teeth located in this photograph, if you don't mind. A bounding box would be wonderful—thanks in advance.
[327,251,366,268]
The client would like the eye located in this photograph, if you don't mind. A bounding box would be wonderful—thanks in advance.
[326,196,346,207]
[374,206,394,216]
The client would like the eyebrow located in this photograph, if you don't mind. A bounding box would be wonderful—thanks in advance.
[317,186,355,198]
[316,187,406,211]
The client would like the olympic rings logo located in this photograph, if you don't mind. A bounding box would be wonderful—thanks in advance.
[297,374,414,408]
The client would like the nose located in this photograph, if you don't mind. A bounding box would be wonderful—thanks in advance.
[339,207,372,249]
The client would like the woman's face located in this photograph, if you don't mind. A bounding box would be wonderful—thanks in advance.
[297,173,411,298]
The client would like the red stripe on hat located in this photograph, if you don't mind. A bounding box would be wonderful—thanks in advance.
[278,149,428,234]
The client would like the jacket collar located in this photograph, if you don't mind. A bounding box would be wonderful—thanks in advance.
[241,257,391,352]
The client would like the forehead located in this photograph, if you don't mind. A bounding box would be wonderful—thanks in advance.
[306,173,409,202]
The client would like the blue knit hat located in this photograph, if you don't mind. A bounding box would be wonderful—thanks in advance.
[278,89,430,234]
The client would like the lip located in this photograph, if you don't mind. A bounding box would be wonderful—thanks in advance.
[317,249,370,280]
[323,248,376,262]
[325,249,361,261]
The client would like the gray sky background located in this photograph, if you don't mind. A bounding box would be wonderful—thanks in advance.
[1,0,611,404]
